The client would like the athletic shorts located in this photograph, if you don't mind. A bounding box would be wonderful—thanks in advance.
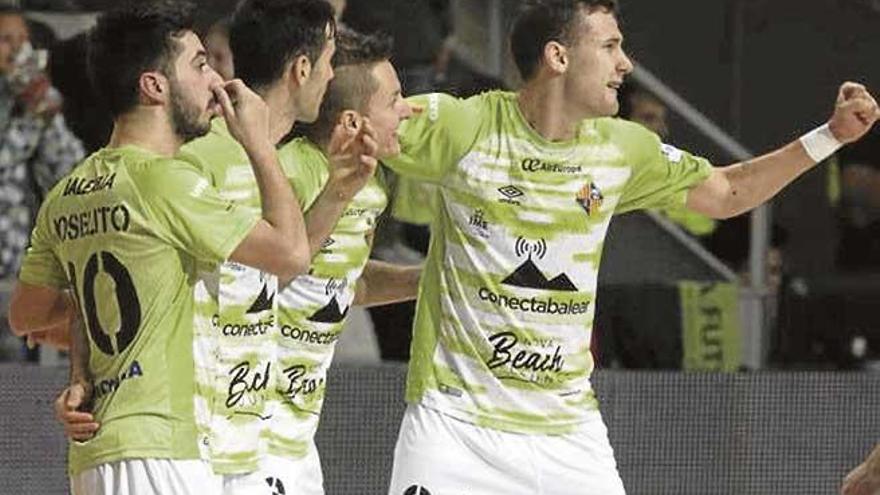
[222,468,277,495]
[388,404,627,495]
[70,458,222,495]
[258,445,325,495]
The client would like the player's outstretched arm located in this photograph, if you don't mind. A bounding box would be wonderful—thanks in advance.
[214,79,310,281]
[352,260,422,307]
[8,282,76,350]
[301,118,379,261]
[842,443,880,495]
[687,82,879,219]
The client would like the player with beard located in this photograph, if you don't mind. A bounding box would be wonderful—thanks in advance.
[8,1,312,493]
[383,0,879,493]
[262,28,418,494]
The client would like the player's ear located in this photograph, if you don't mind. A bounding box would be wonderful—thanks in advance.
[544,40,568,74]
[139,71,169,105]
[289,54,313,87]
[338,110,361,132]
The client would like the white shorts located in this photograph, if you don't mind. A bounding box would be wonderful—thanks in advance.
[258,446,325,495]
[221,469,276,495]
[388,404,626,495]
[70,458,222,495]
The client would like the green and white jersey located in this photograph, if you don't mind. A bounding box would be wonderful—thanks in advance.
[179,120,277,474]
[385,91,713,434]
[265,138,386,459]
[18,145,258,475]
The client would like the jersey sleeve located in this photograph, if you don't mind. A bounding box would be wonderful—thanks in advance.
[279,142,327,212]
[382,92,482,183]
[137,158,260,265]
[18,200,68,288]
[616,123,714,214]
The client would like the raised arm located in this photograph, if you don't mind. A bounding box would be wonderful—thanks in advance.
[303,119,379,258]
[687,82,879,219]
[353,260,422,307]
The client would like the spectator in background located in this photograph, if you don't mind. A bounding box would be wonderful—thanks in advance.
[619,82,717,238]
[0,7,83,361]
[0,7,83,280]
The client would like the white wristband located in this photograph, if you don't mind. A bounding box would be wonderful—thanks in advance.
[799,123,842,163]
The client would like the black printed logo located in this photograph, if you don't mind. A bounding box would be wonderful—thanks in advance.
[265,477,286,495]
[403,486,431,495]
[308,278,350,324]
[497,185,524,204]
[501,237,577,291]
[246,283,275,313]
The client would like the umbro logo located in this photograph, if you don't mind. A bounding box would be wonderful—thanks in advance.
[498,185,524,205]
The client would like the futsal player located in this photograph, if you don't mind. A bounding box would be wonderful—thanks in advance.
[262,28,419,494]
[8,1,313,493]
[382,1,880,493]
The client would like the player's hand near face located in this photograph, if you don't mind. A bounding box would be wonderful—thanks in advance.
[326,115,379,201]
[212,79,273,153]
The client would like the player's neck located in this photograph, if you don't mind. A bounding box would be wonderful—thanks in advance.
[260,83,298,145]
[517,81,584,142]
[107,108,181,157]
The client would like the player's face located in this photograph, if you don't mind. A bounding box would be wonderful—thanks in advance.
[298,29,336,123]
[167,31,224,142]
[565,9,633,118]
[0,14,29,74]
[364,61,411,158]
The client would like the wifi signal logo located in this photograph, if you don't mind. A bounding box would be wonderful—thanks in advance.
[324,277,347,296]
[514,236,548,260]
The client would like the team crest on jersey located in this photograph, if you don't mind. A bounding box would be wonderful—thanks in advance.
[576,182,603,217]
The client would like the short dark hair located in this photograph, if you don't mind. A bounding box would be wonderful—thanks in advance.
[87,0,195,118]
[301,28,392,145]
[510,0,618,81]
[229,0,336,90]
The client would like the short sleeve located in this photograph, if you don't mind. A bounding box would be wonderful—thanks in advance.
[383,92,481,183]
[137,159,260,265]
[18,202,68,288]
[616,124,714,214]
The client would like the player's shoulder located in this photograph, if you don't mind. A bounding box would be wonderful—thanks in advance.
[278,137,322,164]
[591,117,658,142]
[407,90,505,124]
[178,120,241,176]
[588,118,662,159]
[129,155,209,199]
[278,137,327,177]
